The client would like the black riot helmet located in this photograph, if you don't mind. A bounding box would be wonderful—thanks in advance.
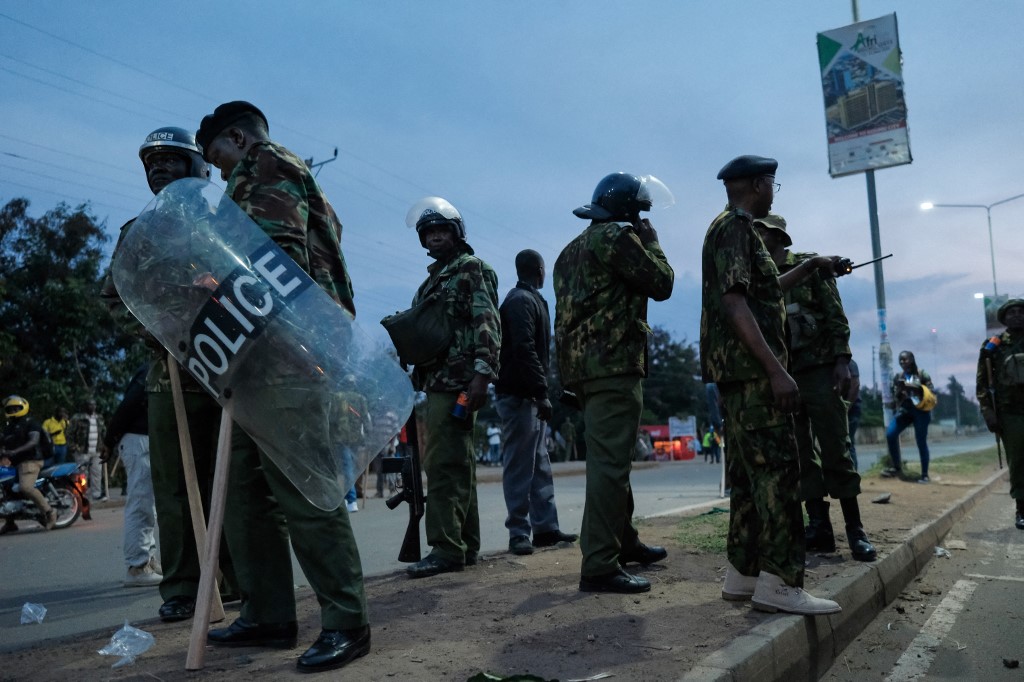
[573,172,674,222]
[139,127,210,188]
[405,196,467,247]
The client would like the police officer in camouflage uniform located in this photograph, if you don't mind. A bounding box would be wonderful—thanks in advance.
[977,298,1024,529]
[403,196,501,579]
[753,214,876,563]
[196,101,369,674]
[100,126,238,623]
[554,172,673,594]
[701,155,841,615]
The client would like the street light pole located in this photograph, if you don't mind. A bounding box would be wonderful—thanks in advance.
[920,191,1024,297]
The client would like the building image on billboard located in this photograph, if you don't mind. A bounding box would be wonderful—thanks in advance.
[817,13,912,177]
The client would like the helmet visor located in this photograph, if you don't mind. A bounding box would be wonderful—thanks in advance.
[636,175,675,211]
[405,196,462,230]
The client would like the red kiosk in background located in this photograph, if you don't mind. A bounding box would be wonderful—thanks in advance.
[639,424,697,461]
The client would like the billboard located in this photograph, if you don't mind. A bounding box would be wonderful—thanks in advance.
[817,13,912,177]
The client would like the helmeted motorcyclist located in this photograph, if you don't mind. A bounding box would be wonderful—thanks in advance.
[1,396,56,533]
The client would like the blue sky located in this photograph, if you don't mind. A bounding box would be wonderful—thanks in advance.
[3,1,1023,400]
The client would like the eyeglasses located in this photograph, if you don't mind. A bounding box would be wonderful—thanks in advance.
[760,176,781,193]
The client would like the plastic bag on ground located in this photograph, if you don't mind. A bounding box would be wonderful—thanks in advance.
[97,620,155,668]
[20,602,46,624]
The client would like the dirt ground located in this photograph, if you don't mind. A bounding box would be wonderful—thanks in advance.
[7,462,1004,682]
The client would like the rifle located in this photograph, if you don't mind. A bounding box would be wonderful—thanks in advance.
[382,414,425,562]
[983,337,1005,469]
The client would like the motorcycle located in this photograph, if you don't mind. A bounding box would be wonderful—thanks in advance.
[0,461,89,530]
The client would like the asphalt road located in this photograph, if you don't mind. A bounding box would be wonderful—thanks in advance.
[0,432,994,654]
[823,472,1023,681]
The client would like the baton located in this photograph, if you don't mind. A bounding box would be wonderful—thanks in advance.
[849,253,893,270]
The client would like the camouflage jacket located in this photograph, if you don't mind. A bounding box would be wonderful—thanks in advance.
[412,249,500,393]
[780,250,851,373]
[977,331,1024,416]
[700,208,786,384]
[67,411,107,455]
[226,140,355,315]
[553,221,673,386]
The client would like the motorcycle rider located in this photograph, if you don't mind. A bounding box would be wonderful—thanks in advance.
[100,126,238,622]
[1,396,57,533]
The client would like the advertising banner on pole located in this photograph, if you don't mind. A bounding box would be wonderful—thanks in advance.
[817,13,912,177]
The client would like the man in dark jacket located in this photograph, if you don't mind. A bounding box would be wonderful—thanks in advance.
[494,250,578,556]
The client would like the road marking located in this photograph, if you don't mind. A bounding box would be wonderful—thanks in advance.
[965,573,1024,583]
[885,579,977,682]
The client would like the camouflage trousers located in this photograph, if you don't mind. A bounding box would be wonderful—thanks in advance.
[998,411,1024,500]
[793,364,862,501]
[720,380,805,588]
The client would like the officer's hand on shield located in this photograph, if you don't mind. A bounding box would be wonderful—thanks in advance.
[466,373,490,412]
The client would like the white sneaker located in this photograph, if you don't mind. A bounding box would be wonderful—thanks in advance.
[124,562,163,588]
[751,571,841,615]
[346,501,359,513]
[148,555,163,575]
[722,563,757,601]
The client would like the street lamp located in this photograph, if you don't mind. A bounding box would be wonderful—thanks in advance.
[920,192,1024,296]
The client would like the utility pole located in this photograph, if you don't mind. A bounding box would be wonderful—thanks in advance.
[304,147,339,178]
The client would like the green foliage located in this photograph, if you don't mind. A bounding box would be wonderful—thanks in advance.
[644,327,705,425]
[0,198,145,417]
[859,387,884,428]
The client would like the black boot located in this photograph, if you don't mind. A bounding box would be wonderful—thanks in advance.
[840,497,877,561]
[804,499,836,552]
[1016,500,1024,530]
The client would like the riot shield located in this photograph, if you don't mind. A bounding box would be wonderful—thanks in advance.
[112,177,413,510]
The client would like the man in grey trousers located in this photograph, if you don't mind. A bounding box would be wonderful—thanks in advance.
[494,250,578,556]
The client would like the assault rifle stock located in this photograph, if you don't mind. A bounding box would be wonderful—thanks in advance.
[382,414,424,562]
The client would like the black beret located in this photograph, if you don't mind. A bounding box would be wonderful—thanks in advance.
[717,155,778,181]
[196,101,268,161]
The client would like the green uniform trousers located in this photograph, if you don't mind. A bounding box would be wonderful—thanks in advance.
[422,391,480,564]
[223,427,367,629]
[793,364,862,501]
[578,375,644,577]
[148,391,237,602]
[998,411,1024,500]
[720,381,805,588]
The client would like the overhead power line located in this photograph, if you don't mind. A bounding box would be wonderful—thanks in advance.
[0,12,214,103]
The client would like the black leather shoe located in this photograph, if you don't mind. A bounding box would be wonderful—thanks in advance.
[509,535,534,555]
[158,595,196,622]
[846,525,877,561]
[297,626,370,673]
[533,530,579,547]
[619,543,668,566]
[207,617,298,649]
[580,568,651,594]
[1016,511,1024,530]
[406,554,464,579]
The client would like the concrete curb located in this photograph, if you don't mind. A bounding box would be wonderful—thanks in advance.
[678,468,1010,682]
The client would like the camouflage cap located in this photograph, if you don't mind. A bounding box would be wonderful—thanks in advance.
[196,101,269,162]
[997,298,1024,324]
[716,155,778,180]
[752,213,792,247]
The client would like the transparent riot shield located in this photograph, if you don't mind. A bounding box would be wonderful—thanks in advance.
[112,178,413,510]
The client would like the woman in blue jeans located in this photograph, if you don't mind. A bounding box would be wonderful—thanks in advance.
[882,351,936,482]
